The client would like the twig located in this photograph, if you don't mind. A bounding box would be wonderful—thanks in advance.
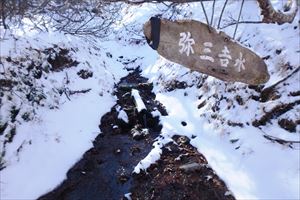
[69,88,91,95]
[263,134,300,147]
[200,0,211,32]
[221,21,263,29]
[233,0,245,39]
[64,88,71,101]
[122,24,144,38]
[210,0,216,26]
[217,0,228,29]
[260,66,300,96]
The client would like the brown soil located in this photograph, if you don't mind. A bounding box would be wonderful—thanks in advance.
[131,135,235,200]
[45,48,79,71]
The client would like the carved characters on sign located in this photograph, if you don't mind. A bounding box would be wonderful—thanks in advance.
[200,42,215,62]
[218,46,232,67]
[178,32,246,73]
[178,32,195,56]
[200,42,214,63]
[234,52,246,72]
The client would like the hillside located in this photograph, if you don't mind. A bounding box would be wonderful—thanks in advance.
[0,1,299,199]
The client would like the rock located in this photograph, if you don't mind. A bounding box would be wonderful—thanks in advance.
[176,136,190,145]
[131,126,149,140]
[278,118,297,132]
[179,162,203,173]
[77,69,93,79]
[114,148,122,154]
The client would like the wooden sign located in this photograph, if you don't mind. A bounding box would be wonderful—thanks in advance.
[144,19,270,85]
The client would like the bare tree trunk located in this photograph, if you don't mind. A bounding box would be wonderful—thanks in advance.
[257,0,298,25]
[0,0,8,29]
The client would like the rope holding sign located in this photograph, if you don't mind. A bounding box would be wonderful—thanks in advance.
[146,17,161,50]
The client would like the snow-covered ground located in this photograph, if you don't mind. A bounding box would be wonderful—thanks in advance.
[0,30,128,198]
[1,1,299,199]
[124,2,300,199]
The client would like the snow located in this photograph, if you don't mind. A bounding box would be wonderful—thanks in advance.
[136,88,300,199]
[1,93,115,199]
[118,109,129,123]
[124,192,132,200]
[124,1,300,199]
[272,0,298,14]
[133,132,172,174]
[1,0,299,199]
[0,27,127,199]
[131,89,147,112]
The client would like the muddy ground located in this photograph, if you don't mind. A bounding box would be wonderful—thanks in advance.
[131,135,235,200]
[39,69,234,200]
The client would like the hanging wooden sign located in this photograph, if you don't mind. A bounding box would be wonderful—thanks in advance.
[143,18,270,85]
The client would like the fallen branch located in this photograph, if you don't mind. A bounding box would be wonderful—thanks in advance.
[69,88,91,95]
[263,134,300,148]
[260,66,300,102]
[252,99,300,127]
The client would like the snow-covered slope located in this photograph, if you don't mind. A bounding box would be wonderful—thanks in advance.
[0,30,128,198]
[119,2,300,199]
[1,1,299,199]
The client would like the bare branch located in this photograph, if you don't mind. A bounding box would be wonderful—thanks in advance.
[221,21,264,29]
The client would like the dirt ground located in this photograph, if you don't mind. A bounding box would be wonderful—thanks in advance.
[131,135,235,200]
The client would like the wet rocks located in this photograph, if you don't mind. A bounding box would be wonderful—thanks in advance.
[131,125,149,140]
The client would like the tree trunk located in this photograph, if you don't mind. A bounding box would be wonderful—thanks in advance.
[256,0,298,25]
[0,0,8,29]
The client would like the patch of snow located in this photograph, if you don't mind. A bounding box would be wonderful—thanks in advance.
[0,92,116,199]
[124,192,132,200]
[118,109,129,123]
[131,89,146,112]
[151,110,161,117]
[0,24,127,199]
